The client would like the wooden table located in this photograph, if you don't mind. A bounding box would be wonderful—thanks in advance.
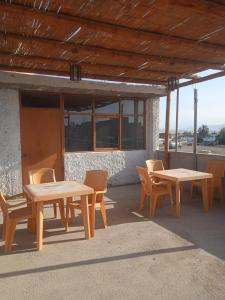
[151,168,213,217]
[23,180,94,250]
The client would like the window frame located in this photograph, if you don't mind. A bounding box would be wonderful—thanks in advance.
[63,93,146,152]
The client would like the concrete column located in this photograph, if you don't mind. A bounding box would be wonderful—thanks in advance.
[0,89,22,195]
[146,97,160,159]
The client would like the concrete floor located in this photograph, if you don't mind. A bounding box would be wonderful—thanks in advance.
[0,184,225,300]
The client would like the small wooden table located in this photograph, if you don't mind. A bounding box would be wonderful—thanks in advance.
[151,168,213,217]
[23,181,94,250]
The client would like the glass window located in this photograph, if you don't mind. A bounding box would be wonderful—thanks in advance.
[95,99,119,114]
[64,115,92,151]
[21,92,60,108]
[121,100,144,115]
[64,95,92,113]
[64,95,145,152]
[122,116,144,149]
[96,118,119,148]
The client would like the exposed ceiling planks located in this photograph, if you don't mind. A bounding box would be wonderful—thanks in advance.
[0,0,225,85]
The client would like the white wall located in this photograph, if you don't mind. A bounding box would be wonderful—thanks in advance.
[64,150,148,186]
[0,89,22,195]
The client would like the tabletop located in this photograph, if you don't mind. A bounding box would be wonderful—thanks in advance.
[151,168,213,182]
[23,180,94,202]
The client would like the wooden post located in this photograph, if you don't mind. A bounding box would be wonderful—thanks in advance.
[164,88,171,169]
[175,86,179,152]
[193,88,198,170]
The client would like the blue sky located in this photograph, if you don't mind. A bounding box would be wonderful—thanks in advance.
[159,73,225,131]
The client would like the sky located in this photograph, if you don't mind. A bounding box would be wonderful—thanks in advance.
[159,71,225,132]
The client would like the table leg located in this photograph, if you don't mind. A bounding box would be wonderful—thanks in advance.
[201,179,209,212]
[36,202,44,251]
[208,178,213,208]
[175,181,181,217]
[81,195,91,240]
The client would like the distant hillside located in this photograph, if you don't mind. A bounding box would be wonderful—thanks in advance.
[160,124,225,133]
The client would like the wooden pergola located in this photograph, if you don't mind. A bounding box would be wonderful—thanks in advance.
[1,0,225,166]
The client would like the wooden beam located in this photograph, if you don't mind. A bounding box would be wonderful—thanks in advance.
[0,65,166,85]
[0,50,186,79]
[1,32,224,72]
[168,0,225,19]
[164,89,171,169]
[1,2,225,57]
[83,74,167,86]
[178,70,225,87]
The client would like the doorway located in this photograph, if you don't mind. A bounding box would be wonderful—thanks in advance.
[20,92,64,184]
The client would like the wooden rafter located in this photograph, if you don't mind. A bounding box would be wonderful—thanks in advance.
[0,50,189,79]
[1,32,224,72]
[0,65,167,86]
[168,0,225,19]
[178,70,225,87]
[1,2,225,57]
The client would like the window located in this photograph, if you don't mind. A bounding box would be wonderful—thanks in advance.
[64,95,145,152]
[64,95,93,151]
[122,100,145,149]
[21,92,60,108]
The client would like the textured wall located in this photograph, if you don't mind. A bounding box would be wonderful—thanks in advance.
[146,97,159,158]
[0,89,22,195]
[64,150,148,186]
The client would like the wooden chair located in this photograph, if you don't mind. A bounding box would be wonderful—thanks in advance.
[190,159,225,205]
[136,166,173,217]
[0,193,34,253]
[146,160,164,173]
[29,168,65,223]
[66,170,108,236]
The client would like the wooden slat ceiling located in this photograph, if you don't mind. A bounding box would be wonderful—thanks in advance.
[0,0,225,86]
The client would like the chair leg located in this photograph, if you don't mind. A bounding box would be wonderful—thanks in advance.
[89,205,95,238]
[156,199,162,208]
[53,203,57,218]
[139,187,145,211]
[100,201,107,228]
[219,184,224,205]
[65,202,70,232]
[190,183,193,202]
[2,217,6,241]
[70,207,75,224]
[5,219,17,253]
[169,186,174,211]
[150,196,158,217]
[58,199,65,226]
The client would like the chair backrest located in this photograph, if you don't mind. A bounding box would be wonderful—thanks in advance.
[136,166,153,196]
[84,170,108,192]
[206,160,225,178]
[146,160,164,173]
[29,168,56,184]
[0,193,9,216]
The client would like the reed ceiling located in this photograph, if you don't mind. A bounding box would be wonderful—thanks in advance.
[0,0,225,86]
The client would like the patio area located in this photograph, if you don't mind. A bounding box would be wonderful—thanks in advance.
[1,184,225,299]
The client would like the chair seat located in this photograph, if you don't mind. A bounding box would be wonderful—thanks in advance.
[9,206,32,219]
[152,185,170,197]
